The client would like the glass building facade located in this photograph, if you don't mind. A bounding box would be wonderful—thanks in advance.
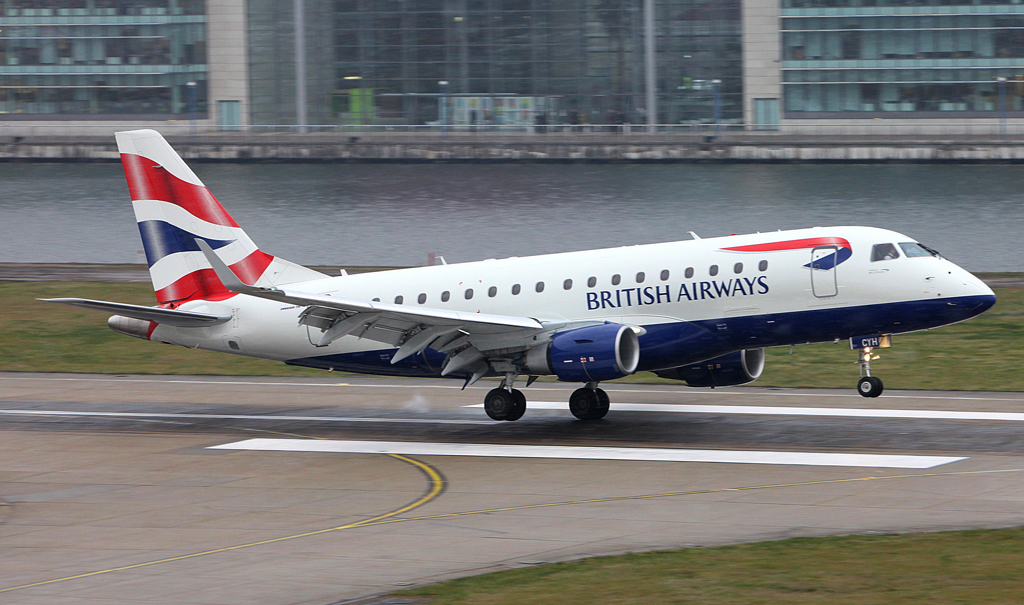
[0,0,207,119]
[781,0,1024,115]
[249,0,742,126]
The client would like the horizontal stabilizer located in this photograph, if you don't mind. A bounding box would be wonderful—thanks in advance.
[40,298,231,327]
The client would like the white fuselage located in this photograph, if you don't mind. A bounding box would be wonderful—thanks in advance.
[149,226,994,378]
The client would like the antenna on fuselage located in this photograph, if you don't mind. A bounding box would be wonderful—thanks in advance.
[688,231,701,240]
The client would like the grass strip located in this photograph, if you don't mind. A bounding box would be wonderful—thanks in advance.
[394,528,1024,605]
[3,282,1022,391]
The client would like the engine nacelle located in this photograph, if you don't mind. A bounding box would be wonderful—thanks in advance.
[524,323,640,382]
[655,348,765,387]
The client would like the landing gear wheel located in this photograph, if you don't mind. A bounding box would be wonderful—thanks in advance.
[857,376,884,398]
[569,387,605,420]
[484,388,514,420]
[505,389,527,421]
[593,388,610,420]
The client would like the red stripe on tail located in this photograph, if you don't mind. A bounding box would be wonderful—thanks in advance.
[230,249,275,286]
[153,250,275,305]
[120,153,239,228]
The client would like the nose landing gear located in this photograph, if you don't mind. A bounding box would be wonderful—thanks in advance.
[856,345,884,398]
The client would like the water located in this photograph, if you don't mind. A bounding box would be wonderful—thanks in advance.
[2,162,1023,272]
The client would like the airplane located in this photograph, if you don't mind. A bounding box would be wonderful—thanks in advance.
[44,129,996,421]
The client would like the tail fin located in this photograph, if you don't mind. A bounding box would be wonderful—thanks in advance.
[116,129,325,305]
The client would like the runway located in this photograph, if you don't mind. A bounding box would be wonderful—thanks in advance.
[1,373,1023,604]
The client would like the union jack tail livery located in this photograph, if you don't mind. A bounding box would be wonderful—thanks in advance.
[116,129,324,305]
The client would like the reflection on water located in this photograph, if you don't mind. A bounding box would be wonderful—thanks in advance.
[2,162,1022,271]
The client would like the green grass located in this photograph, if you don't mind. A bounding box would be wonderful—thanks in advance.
[394,528,1024,605]
[2,282,1022,390]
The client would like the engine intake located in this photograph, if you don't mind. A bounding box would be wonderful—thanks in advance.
[525,323,640,382]
[655,348,765,387]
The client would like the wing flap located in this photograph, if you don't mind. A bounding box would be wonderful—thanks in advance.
[41,298,231,328]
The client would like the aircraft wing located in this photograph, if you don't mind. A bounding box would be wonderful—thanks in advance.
[195,240,558,376]
[41,298,231,327]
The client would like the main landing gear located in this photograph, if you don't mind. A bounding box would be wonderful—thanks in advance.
[482,375,610,421]
[483,386,526,421]
[569,383,610,420]
[856,345,884,398]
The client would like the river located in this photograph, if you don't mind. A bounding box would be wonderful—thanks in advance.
[2,162,1022,272]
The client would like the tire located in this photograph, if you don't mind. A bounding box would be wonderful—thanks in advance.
[569,387,601,420]
[484,388,514,420]
[593,388,610,419]
[857,376,884,398]
[504,389,527,422]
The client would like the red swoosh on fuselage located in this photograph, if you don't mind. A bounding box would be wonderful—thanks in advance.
[722,237,852,252]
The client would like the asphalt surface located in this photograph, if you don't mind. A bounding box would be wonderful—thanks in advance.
[1,373,1023,604]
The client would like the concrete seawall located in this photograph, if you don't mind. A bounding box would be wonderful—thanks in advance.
[5,138,1024,162]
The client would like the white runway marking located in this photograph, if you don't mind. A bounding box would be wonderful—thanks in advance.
[0,409,493,426]
[2,375,1022,402]
[210,438,966,469]
[468,402,1024,422]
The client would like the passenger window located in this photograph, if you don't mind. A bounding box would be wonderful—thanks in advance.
[587,276,597,288]
[536,281,545,293]
[660,269,670,281]
[563,279,573,290]
[441,290,450,302]
[734,263,743,274]
[611,274,621,286]
[685,267,694,279]
[759,260,768,272]
[899,242,938,258]
[709,265,719,277]
[636,272,645,283]
[417,293,426,304]
[512,284,521,295]
[488,286,497,297]
[465,288,474,300]
[394,295,404,304]
[871,243,900,262]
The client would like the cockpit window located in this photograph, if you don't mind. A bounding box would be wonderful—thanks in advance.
[871,243,900,262]
[899,242,940,258]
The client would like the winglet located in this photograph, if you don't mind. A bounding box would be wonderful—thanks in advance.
[195,238,261,295]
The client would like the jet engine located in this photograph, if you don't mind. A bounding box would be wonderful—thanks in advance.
[655,348,765,387]
[524,323,640,382]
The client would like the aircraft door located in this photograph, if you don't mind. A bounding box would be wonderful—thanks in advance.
[810,245,839,298]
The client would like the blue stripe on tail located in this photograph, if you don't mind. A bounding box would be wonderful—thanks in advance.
[138,220,235,267]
